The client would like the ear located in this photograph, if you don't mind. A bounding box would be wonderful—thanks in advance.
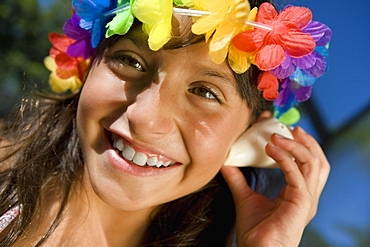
[224,115,293,168]
[257,110,273,122]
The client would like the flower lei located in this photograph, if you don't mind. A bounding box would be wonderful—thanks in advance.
[45,0,332,124]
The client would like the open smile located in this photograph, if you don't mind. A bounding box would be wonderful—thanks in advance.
[109,132,179,169]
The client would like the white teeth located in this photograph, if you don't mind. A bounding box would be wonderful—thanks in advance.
[155,160,164,168]
[112,137,175,168]
[122,145,135,160]
[133,152,148,166]
[147,157,158,166]
[163,161,171,167]
[115,139,124,151]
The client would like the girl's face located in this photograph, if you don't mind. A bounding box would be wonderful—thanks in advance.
[77,27,252,212]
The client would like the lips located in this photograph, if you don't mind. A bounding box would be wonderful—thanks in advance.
[109,132,178,168]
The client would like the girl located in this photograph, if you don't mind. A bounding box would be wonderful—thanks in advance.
[0,0,331,246]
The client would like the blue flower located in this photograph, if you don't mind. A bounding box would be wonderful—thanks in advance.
[72,0,118,47]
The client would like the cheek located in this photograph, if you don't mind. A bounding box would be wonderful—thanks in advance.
[77,82,101,143]
[77,64,125,129]
[179,123,241,194]
[192,134,230,171]
[186,111,249,175]
[76,69,118,150]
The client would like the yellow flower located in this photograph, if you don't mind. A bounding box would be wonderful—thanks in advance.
[192,0,232,41]
[44,56,83,93]
[192,0,257,72]
[132,0,173,51]
[228,44,257,74]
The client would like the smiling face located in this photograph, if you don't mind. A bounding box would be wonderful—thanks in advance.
[76,22,252,212]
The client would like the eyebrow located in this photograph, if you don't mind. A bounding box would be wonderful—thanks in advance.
[197,66,236,87]
[121,32,150,50]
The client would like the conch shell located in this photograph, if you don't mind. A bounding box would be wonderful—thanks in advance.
[224,118,293,168]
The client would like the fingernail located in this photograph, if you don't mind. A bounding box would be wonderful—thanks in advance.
[268,142,279,149]
[274,133,285,139]
[267,142,281,151]
[298,127,306,134]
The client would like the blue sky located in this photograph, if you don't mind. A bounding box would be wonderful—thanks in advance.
[282,0,370,245]
[286,0,370,131]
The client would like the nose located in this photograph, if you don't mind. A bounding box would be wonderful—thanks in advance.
[125,83,177,137]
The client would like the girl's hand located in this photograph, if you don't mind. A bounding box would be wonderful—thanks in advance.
[221,127,330,247]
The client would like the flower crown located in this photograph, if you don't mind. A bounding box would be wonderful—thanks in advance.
[44,0,332,125]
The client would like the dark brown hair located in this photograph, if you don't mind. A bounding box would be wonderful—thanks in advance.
[0,1,278,246]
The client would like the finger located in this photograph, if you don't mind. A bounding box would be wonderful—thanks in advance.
[270,133,320,193]
[266,143,317,223]
[291,127,331,196]
[265,142,306,190]
[220,166,254,205]
[292,127,326,163]
[270,128,331,223]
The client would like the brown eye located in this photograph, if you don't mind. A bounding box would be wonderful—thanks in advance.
[188,86,218,101]
[121,56,145,72]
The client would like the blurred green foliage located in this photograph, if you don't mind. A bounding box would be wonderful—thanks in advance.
[0,0,70,117]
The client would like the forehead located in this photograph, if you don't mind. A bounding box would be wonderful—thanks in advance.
[165,14,202,48]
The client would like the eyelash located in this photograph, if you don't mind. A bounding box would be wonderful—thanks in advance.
[107,52,146,72]
[188,85,220,102]
[120,55,145,72]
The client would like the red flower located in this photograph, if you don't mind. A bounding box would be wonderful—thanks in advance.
[48,32,88,82]
[257,72,279,101]
[232,3,315,71]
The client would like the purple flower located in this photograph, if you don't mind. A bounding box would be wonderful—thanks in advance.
[274,78,312,116]
[271,21,332,80]
[63,14,95,59]
[300,51,327,79]
[272,50,327,82]
[275,78,293,108]
[303,21,332,46]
